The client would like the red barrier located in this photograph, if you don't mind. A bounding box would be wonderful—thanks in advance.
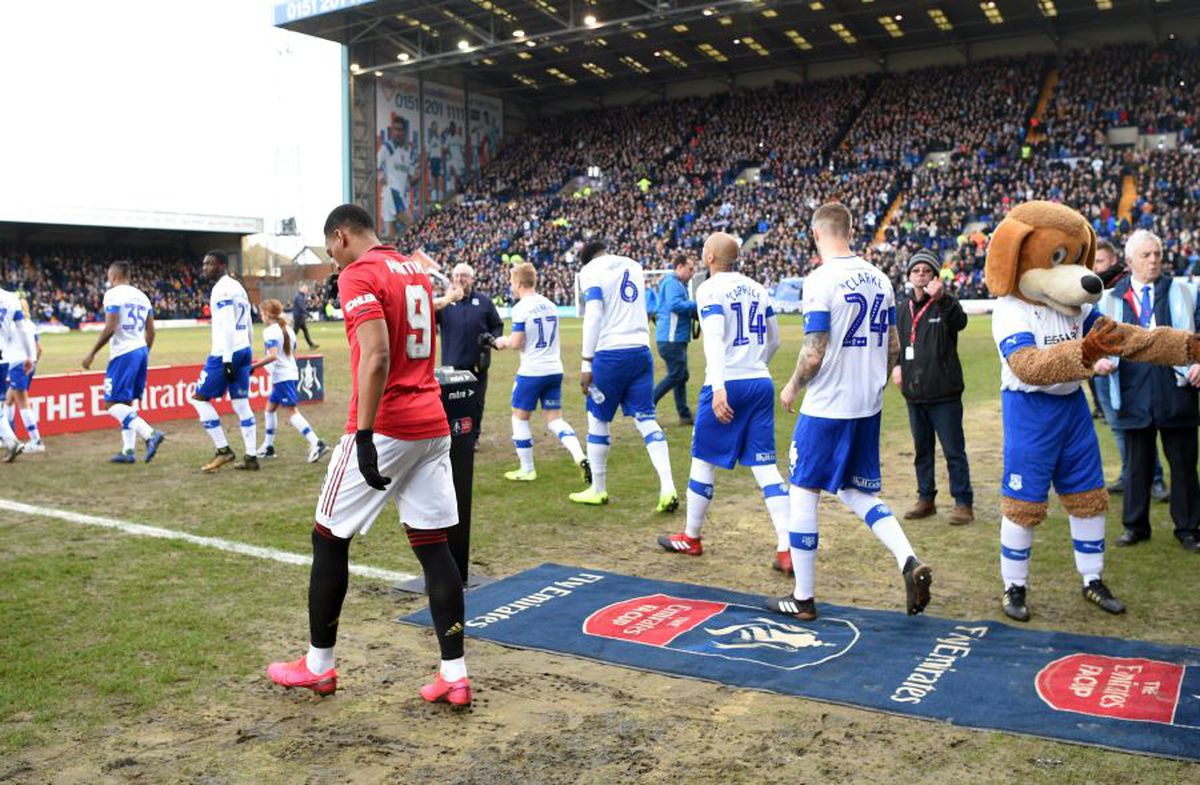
[10,358,323,439]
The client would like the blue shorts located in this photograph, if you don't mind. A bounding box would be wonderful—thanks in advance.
[1001,389,1104,502]
[105,347,149,403]
[429,157,442,177]
[692,378,776,469]
[587,347,655,422]
[269,379,299,407]
[512,373,562,412]
[0,363,7,397]
[196,347,253,399]
[7,362,35,392]
[789,412,882,493]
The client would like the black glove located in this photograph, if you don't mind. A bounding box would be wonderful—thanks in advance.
[478,332,498,349]
[355,429,392,491]
[223,361,236,383]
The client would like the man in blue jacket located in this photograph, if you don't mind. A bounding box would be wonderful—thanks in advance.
[653,256,697,425]
[1095,230,1200,552]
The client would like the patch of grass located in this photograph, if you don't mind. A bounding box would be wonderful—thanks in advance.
[3,315,1196,779]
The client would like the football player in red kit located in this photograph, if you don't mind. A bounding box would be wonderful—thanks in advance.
[267,203,471,706]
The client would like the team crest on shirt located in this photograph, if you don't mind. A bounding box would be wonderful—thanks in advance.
[583,594,859,671]
[1009,473,1024,491]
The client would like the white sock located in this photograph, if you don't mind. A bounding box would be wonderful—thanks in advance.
[1069,514,1106,586]
[191,399,229,449]
[788,487,820,600]
[263,411,277,448]
[20,408,40,444]
[1000,516,1034,588]
[440,656,468,681]
[586,414,610,494]
[547,417,585,463]
[635,418,675,495]
[121,428,136,453]
[306,644,334,674]
[685,458,716,539]
[837,488,915,571]
[108,403,153,440]
[512,416,534,472]
[231,397,257,455]
[0,406,17,446]
[290,412,320,447]
[752,464,791,552]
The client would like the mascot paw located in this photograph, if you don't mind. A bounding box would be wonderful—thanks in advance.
[1188,333,1200,364]
[1081,317,1124,366]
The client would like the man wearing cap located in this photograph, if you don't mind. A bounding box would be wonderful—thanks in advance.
[893,249,974,525]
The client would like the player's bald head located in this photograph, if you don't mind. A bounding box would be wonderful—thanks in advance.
[703,232,739,271]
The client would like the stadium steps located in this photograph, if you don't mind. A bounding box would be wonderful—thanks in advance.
[1118,173,1138,223]
[872,193,904,246]
[741,232,768,252]
[1026,67,1060,143]
[828,73,883,160]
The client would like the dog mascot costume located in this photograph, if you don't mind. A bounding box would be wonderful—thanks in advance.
[985,201,1200,621]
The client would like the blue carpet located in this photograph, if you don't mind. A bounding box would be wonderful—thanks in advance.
[401,563,1200,761]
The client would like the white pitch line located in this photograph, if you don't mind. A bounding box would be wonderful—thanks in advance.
[0,498,417,584]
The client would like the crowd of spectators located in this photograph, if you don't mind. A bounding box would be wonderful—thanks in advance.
[0,247,206,325]
[1042,43,1199,158]
[832,56,1044,171]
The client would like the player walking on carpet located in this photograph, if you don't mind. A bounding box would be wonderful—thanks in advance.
[189,251,259,472]
[769,203,932,620]
[571,240,678,512]
[81,262,166,463]
[252,298,327,463]
[482,262,589,483]
[267,204,471,705]
[657,233,792,572]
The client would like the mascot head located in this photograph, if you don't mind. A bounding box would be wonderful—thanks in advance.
[985,200,1102,317]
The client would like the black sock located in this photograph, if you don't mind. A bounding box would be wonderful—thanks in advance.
[309,525,350,648]
[407,529,465,661]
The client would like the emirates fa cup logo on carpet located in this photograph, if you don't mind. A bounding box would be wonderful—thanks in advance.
[703,618,832,653]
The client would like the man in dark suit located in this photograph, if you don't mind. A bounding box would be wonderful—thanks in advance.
[1095,230,1200,552]
[292,285,319,349]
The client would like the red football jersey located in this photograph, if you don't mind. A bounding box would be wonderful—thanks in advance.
[338,245,448,440]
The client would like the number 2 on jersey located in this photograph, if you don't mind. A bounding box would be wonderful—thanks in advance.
[405,285,432,359]
[842,293,888,347]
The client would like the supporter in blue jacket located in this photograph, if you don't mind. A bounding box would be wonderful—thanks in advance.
[652,256,697,425]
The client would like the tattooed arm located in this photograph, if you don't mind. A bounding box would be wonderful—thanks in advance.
[780,331,829,413]
[886,325,901,378]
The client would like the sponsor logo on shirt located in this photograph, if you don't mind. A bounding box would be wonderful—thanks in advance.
[1043,330,1078,346]
[343,293,378,314]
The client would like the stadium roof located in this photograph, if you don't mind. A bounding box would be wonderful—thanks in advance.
[277,0,1193,105]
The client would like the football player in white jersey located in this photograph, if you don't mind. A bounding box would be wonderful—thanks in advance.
[571,240,678,512]
[190,251,258,472]
[0,287,36,461]
[251,299,327,463]
[657,233,793,571]
[426,120,444,203]
[769,203,931,621]
[81,262,166,463]
[377,116,414,238]
[1,293,43,459]
[444,121,466,195]
[484,262,588,482]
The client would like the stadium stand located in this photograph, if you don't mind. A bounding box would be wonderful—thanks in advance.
[10,43,1198,316]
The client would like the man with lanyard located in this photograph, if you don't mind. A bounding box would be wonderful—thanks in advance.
[893,250,974,525]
